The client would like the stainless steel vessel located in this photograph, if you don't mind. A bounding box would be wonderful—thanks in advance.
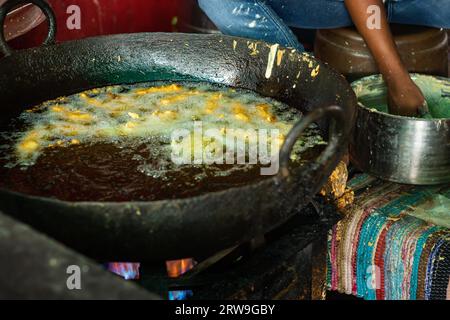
[350,74,450,185]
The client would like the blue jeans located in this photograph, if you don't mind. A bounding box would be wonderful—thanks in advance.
[198,0,450,51]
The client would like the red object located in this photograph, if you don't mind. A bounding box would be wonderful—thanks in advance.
[1,0,45,41]
[374,223,393,300]
[9,0,195,49]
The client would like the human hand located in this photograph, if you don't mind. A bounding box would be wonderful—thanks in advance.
[387,76,428,117]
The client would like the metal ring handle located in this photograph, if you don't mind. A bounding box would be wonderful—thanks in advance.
[0,0,56,57]
[279,105,346,178]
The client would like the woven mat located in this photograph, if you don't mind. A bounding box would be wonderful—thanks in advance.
[327,174,450,300]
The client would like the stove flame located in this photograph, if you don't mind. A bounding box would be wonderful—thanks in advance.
[107,262,140,280]
[166,258,196,278]
[166,258,196,300]
[169,290,193,300]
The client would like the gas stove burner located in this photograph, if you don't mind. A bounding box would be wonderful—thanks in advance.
[105,199,339,300]
[0,197,338,300]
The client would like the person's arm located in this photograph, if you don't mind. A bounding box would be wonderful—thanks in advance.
[344,0,427,116]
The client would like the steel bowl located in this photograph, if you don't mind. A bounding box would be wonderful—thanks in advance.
[350,74,450,185]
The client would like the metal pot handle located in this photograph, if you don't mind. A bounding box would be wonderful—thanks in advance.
[279,105,346,178]
[0,0,56,57]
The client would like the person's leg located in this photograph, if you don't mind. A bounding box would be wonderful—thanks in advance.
[389,0,450,28]
[198,0,304,50]
[266,0,353,29]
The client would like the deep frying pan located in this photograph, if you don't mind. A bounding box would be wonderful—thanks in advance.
[0,0,356,261]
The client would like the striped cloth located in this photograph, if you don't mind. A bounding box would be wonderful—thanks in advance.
[327,174,450,300]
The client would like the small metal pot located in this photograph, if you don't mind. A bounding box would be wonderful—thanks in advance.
[350,74,450,185]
